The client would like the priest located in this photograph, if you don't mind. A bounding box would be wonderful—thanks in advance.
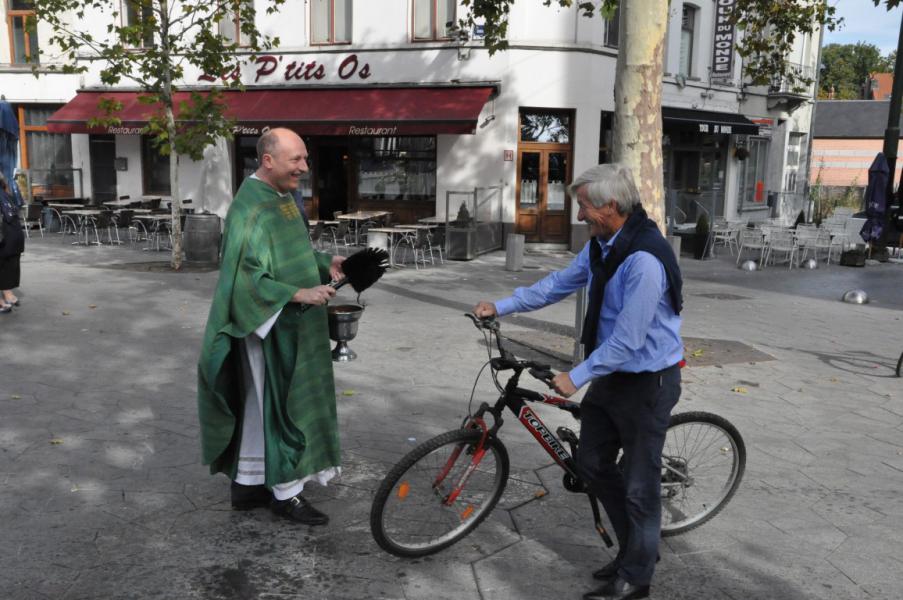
[198,128,345,525]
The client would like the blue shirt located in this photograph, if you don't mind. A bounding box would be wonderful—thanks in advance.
[494,234,683,389]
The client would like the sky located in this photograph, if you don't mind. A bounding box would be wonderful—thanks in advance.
[823,0,903,56]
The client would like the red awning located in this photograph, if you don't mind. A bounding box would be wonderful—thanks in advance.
[46,86,496,135]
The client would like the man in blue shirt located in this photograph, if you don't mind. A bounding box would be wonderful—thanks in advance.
[474,164,683,600]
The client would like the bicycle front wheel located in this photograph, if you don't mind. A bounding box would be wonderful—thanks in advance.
[896,351,903,377]
[370,429,509,557]
[660,411,746,536]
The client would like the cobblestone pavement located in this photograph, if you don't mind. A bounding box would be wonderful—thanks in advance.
[1,235,902,599]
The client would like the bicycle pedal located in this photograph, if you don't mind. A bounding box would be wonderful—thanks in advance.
[557,427,577,444]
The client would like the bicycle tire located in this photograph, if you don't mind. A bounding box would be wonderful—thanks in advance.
[660,411,746,537]
[370,429,509,558]
[896,351,903,378]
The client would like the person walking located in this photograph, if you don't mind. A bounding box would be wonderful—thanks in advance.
[473,164,683,600]
[0,172,24,313]
[197,128,346,525]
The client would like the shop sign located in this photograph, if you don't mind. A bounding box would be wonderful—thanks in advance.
[711,0,737,82]
[750,117,774,137]
[699,123,732,134]
[199,53,373,84]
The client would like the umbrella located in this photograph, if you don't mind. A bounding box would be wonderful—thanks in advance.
[0,98,19,187]
[860,152,889,243]
[192,135,232,219]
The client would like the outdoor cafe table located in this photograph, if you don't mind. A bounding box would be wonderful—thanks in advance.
[65,209,104,245]
[337,211,390,246]
[48,203,85,210]
[417,216,447,225]
[103,198,140,208]
[367,226,416,267]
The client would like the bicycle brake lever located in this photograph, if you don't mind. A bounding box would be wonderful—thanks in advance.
[529,367,556,387]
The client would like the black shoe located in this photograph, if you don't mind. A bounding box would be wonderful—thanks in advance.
[271,494,329,526]
[583,577,650,600]
[230,481,272,510]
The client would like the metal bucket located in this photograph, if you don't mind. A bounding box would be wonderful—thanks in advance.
[327,304,364,362]
[183,213,221,266]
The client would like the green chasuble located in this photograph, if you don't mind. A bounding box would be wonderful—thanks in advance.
[197,177,339,487]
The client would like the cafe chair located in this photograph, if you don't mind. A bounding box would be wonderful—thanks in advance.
[308,221,325,250]
[22,204,44,238]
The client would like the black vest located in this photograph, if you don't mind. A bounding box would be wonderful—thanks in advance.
[581,205,683,358]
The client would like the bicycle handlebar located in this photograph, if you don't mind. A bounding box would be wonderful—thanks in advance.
[466,313,557,389]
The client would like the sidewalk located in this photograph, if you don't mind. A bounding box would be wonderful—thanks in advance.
[2,235,902,599]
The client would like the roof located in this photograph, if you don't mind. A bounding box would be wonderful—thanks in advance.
[813,100,903,138]
[868,72,894,100]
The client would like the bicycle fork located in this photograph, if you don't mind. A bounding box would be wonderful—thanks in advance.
[433,418,490,511]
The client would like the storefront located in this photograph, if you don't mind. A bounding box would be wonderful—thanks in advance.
[661,107,760,229]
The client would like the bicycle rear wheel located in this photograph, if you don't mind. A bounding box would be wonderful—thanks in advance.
[660,411,745,536]
[370,429,509,557]
[896,351,902,377]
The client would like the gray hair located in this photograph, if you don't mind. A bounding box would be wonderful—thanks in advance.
[568,163,640,215]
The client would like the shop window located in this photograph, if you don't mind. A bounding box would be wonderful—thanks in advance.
[218,0,251,47]
[19,105,75,197]
[413,0,456,41]
[603,4,619,49]
[121,0,155,48]
[679,4,697,77]
[311,0,351,44]
[520,110,571,144]
[738,137,769,207]
[141,136,171,196]
[7,0,39,64]
[356,137,436,202]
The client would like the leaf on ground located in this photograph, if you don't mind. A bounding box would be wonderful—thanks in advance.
[70,486,79,492]
[61,311,71,316]
[690,349,705,358]
[11,394,21,399]
[731,386,748,394]
[534,489,547,498]
[49,438,63,445]
[88,304,97,309]
[342,390,355,396]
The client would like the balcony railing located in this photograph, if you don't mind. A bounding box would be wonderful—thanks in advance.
[769,62,815,97]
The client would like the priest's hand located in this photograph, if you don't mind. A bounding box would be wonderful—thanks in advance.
[329,255,346,282]
[293,285,336,306]
[472,301,497,318]
[551,372,577,398]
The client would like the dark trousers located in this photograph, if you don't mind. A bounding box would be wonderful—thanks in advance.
[576,364,681,586]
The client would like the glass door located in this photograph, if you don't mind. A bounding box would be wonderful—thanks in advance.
[515,149,571,243]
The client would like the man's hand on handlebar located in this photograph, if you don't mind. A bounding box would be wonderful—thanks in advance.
[472,301,497,319]
[552,372,578,398]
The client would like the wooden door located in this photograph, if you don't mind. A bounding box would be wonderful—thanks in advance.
[516,148,571,243]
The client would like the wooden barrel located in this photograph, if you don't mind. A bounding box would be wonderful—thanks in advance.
[183,213,222,266]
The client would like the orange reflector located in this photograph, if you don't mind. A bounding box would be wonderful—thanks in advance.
[397,482,410,500]
[461,505,474,520]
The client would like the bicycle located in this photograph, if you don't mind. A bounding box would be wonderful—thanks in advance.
[369,315,746,558]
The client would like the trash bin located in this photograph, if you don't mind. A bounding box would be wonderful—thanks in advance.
[183,213,222,266]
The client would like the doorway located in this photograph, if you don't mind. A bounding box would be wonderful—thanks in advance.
[516,148,571,243]
[89,135,117,203]
[314,141,350,220]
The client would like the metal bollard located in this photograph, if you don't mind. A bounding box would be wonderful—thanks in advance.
[505,233,524,271]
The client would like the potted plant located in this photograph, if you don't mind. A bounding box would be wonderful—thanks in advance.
[693,213,711,259]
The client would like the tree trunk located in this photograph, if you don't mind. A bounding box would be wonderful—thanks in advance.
[612,0,668,231]
[165,106,183,271]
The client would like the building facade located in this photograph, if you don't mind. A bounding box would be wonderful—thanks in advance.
[2,0,821,251]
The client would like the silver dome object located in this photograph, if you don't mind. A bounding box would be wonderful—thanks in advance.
[739,260,758,271]
[801,258,818,269]
[841,289,869,304]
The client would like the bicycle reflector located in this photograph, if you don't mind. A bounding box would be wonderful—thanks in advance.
[397,482,410,500]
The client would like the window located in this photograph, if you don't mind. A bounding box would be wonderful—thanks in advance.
[121,0,154,48]
[598,111,614,164]
[679,5,696,77]
[218,0,251,46]
[311,0,351,44]
[413,0,456,41]
[141,136,170,195]
[738,137,769,207]
[603,4,619,49]
[356,137,436,202]
[785,132,805,192]
[18,106,75,197]
[7,0,39,64]
[520,110,571,144]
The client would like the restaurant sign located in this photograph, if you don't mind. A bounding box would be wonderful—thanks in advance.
[711,0,737,82]
[199,53,373,84]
